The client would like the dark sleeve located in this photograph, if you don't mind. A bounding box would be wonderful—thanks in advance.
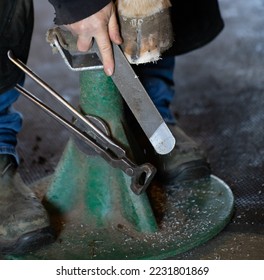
[165,0,224,56]
[48,0,112,25]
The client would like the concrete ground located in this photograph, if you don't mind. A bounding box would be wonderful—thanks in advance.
[14,0,264,259]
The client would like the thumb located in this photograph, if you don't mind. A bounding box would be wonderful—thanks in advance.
[108,12,122,45]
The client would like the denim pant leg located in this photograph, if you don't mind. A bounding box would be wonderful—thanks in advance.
[0,88,22,163]
[133,56,176,124]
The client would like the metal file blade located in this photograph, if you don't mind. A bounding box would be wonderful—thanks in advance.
[111,44,175,155]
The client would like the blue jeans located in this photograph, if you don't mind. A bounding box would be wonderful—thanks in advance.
[0,88,22,163]
[0,57,176,162]
[133,56,176,125]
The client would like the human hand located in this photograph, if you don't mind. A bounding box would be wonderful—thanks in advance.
[66,2,122,76]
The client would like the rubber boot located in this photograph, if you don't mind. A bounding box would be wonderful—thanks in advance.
[154,124,211,184]
[0,155,55,255]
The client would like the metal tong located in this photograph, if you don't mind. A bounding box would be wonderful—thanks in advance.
[7,50,156,195]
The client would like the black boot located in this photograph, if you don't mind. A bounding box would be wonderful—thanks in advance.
[0,155,55,255]
[154,124,211,184]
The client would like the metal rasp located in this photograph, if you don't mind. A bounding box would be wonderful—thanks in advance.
[47,28,176,155]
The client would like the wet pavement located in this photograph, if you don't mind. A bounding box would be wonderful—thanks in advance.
[14,0,264,259]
